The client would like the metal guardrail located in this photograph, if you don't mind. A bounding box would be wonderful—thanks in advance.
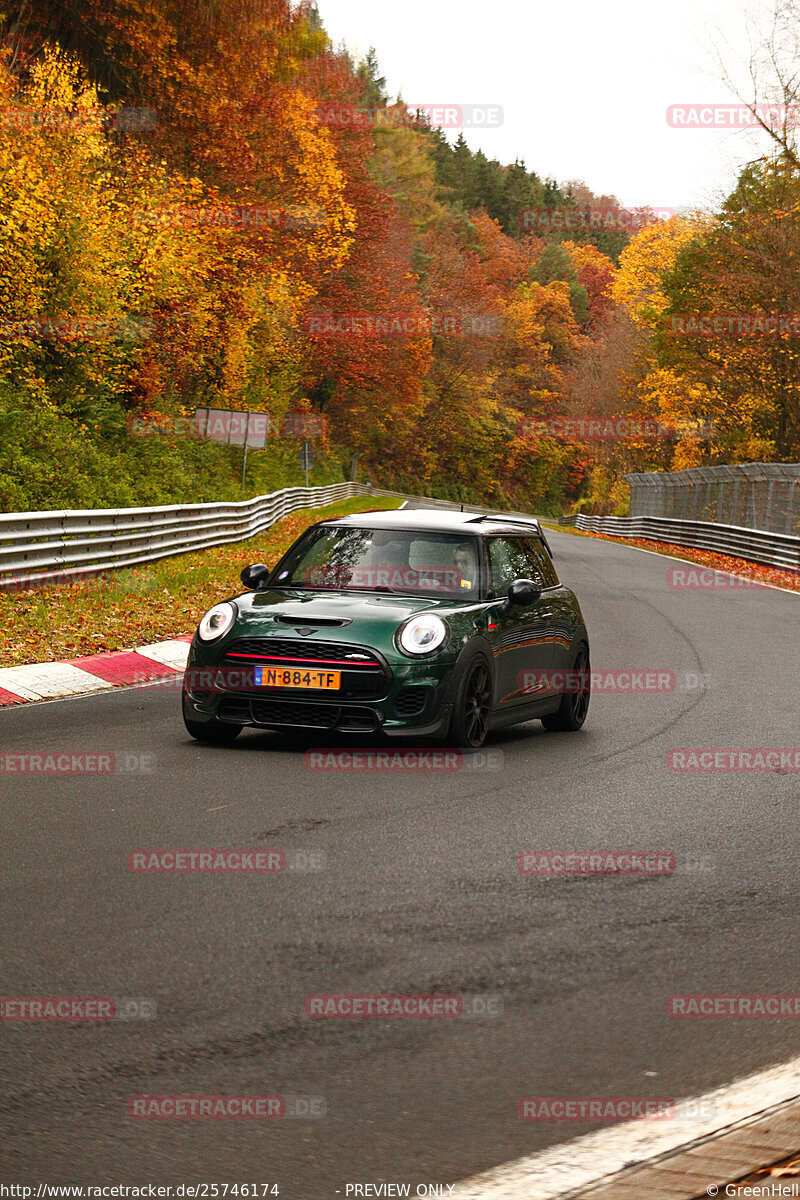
[11,473,796,593]
[0,482,374,591]
[559,513,800,573]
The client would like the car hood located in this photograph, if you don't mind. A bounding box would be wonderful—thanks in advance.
[191,587,483,665]
[236,588,456,627]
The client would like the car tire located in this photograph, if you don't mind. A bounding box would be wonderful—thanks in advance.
[447,655,493,749]
[541,644,590,732]
[183,714,243,744]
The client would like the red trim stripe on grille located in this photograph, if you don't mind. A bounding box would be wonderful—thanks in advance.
[227,653,379,667]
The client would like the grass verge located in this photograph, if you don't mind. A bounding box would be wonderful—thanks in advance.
[3,496,403,668]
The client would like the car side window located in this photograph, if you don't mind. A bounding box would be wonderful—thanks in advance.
[487,537,532,596]
[523,538,558,588]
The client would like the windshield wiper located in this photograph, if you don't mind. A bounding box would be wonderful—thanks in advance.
[273,583,343,592]
[287,583,399,594]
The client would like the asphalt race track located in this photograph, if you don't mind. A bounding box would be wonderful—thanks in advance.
[2,528,799,1196]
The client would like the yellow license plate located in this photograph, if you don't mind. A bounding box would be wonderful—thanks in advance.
[255,667,341,691]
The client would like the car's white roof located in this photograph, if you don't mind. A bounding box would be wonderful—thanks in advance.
[326,507,544,536]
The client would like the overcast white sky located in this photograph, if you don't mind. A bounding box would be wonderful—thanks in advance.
[318,0,782,212]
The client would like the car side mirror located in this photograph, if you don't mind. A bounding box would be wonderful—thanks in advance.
[504,578,541,610]
[241,563,272,590]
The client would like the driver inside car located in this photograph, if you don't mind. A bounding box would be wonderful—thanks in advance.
[452,543,477,591]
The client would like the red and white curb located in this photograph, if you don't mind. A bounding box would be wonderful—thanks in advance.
[0,638,192,707]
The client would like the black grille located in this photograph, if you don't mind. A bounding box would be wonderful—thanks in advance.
[217,697,381,732]
[222,638,389,700]
[251,699,338,728]
[234,699,380,732]
[227,637,382,667]
[395,687,428,716]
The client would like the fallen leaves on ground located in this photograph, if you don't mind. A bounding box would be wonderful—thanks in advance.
[728,1151,800,1192]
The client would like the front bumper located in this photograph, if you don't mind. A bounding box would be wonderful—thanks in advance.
[183,643,459,738]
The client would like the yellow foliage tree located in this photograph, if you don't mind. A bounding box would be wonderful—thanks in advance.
[611,217,697,328]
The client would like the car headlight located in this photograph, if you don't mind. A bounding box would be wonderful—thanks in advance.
[397,614,448,656]
[197,601,237,643]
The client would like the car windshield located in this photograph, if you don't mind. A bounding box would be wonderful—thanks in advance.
[272,527,480,599]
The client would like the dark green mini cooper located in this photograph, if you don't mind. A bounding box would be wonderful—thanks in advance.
[182,508,590,748]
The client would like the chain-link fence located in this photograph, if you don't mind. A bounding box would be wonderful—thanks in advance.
[625,464,800,535]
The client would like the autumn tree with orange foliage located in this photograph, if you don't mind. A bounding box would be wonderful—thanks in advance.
[8,0,761,517]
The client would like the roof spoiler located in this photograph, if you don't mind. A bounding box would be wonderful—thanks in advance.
[466,512,554,556]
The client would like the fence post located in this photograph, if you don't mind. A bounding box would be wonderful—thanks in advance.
[716,479,728,524]
[765,479,775,532]
[787,480,798,535]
